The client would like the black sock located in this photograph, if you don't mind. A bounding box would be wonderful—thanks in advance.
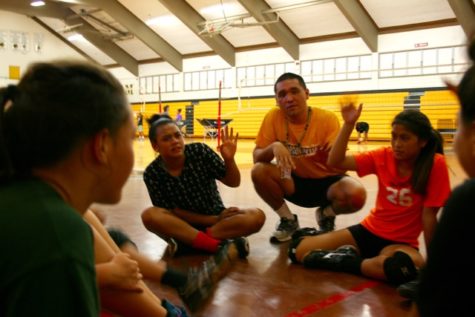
[161,267,188,289]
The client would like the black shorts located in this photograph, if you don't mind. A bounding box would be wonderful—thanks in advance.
[107,228,137,249]
[285,174,346,208]
[355,122,369,133]
[348,224,415,258]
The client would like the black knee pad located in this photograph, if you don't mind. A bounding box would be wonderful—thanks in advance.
[383,251,418,285]
[107,228,137,249]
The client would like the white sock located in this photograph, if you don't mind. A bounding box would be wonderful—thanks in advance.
[275,202,294,220]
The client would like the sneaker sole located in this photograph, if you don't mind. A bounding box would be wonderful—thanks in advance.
[269,235,291,244]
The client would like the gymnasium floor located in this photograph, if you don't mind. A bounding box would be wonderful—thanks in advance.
[93,137,465,317]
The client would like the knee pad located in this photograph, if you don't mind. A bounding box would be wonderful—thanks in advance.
[288,227,322,263]
[107,228,137,249]
[288,236,305,263]
[383,251,418,285]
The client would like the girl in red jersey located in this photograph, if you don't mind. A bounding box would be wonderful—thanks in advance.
[288,104,451,286]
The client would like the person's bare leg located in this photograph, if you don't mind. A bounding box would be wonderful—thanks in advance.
[119,243,167,281]
[207,208,265,239]
[91,226,167,317]
[294,229,356,262]
[251,162,295,210]
[141,207,201,245]
[84,210,168,317]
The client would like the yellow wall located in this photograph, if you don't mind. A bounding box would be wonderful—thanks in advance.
[132,89,457,141]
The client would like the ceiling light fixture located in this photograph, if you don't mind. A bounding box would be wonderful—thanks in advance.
[30,1,45,7]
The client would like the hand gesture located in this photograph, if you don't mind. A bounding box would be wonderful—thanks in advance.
[218,207,244,220]
[273,141,295,173]
[108,252,143,292]
[339,95,363,125]
[219,125,238,161]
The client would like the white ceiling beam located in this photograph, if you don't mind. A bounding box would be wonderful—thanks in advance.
[0,0,139,75]
[83,0,183,71]
[158,0,235,67]
[237,0,300,60]
[333,0,378,52]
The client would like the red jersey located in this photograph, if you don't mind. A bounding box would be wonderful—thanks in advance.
[354,147,451,248]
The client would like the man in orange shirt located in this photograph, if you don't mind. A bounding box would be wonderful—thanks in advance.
[252,72,366,243]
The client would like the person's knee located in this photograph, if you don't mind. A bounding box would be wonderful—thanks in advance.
[383,251,418,285]
[250,208,266,232]
[329,177,366,212]
[349,183,366,211]
[141,207,166,230]
[251,162,267,184]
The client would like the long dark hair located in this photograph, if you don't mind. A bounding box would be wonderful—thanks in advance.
[0,60,129,183]
[147,113,175,143]
[392,110,443,194]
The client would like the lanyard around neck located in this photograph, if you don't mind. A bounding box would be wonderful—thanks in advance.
[284,107,312,148]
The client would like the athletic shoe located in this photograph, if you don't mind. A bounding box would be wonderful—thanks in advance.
[270,214,299,243]
[177,238,248,312]
[291,226,328,240]
[161,298,190,317]
[166,238,179,257]
[315,206,335,232]
[178,261,215,312]
[303,245,360,271]
[165,238,196,257]
[397,279,419,301]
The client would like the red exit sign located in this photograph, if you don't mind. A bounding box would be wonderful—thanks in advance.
[415,42,428,48]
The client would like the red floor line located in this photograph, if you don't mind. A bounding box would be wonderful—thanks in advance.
[285,280,381,317]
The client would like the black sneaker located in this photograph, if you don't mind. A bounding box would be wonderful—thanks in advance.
[303,245,359,271]
[219,237,250,261]
[315,207,335,232]
[397,279,419,301]
[291,227,327,240]
[270,214,299,243]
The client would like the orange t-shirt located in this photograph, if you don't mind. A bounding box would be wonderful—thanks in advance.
[255,107,344,178]
[354,147,451,248]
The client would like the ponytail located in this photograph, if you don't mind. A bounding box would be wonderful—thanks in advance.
[412,128,443,194]
[392,110,441,195]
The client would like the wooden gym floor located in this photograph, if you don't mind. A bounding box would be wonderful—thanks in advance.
[93,137,465,317]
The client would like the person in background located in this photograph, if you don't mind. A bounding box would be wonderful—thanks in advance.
[251,72,366,243]
[141,114,265,257]
[355,121,369,144]
[163,105,170,115]
[0,60,133,316]
[289,103,450,289]
[175,108,183,124]
[137,112,144,141]
[414,37,475,317]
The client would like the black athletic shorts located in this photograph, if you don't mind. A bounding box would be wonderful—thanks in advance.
[285,174,346,208]
[348,224,416,258]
